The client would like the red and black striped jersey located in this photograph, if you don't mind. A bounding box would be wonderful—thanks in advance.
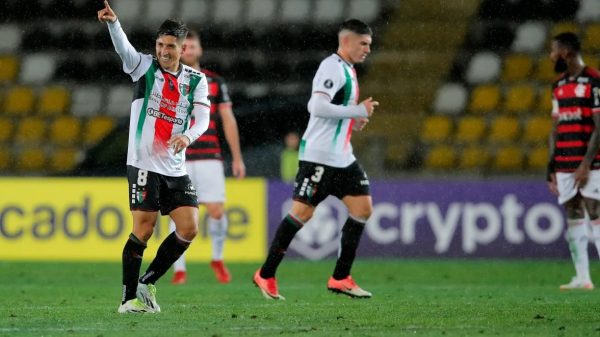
[551,66,600,172]
[185,69,232,161]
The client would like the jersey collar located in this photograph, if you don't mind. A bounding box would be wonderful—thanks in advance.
[334,53,353,68]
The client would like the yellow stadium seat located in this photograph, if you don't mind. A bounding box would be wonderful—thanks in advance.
[38,86,69,116]
[492,146,524,171]
[4,86,34,115]
[50,116,81,146]
[536,58,557,82]
[537,86,553,113]
[528,146,548,171]
[551,22,579,38]
[0,148,10,171]
[583,24,600,51]
[469,85,501,113]
[421,115,453,143]
[0,117,12,143]
[502,54,533,82]
[488,116,520,143]
[83,116,115,145]
[15,117,46,145]
[504,84,535,113]
[0,55,18,82]
[424,145,456,170]
[455,116,486,143]
[50,148,80,173]
[459,146,489,170]
[523,116,553,144]
[16,148,46,172]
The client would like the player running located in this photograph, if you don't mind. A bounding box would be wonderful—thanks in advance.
[168,30,246,285]
[98,1,210,313]
[253,19,378,300]
[547,32,600,290]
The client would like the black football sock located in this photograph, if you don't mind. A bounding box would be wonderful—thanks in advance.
[333,216,366,280]
[122,233,146,304]
[260,214,303,278]
[139,232,191,285]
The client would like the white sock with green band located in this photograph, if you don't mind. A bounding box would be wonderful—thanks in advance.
[566,220,591,283]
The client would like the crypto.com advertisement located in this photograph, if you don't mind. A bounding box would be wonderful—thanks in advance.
[268,180,570,259]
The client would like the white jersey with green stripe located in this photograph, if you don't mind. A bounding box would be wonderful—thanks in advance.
[126,58,210,176]
[107,20,211,177]
[300,53,363,168]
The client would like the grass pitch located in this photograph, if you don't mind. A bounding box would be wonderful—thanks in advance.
[0,259,599,336]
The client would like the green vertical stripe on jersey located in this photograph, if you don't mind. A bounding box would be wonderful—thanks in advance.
[299,139,306,155]
[135,62,157,155]
[332,66,354,148]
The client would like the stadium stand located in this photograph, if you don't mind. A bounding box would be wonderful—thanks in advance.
[0,0,389,176]
[4,0,593,177]
[420,0,591,175]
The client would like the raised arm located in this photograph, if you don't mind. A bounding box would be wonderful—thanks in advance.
[98,0,142,76]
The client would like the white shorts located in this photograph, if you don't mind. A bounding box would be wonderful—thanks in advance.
[185,159,226,203]
[556,170,600,204]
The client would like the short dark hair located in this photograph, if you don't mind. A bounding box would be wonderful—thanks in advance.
[553,32,581,52]
[186,29,200,42]
[156,18,188,41]
[339,19,372,36]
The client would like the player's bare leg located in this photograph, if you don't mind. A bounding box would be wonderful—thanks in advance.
[584,198,600,260]
[560,195,593,290]
[254,201,314,299]
[119,211,157,313]
[327,195,373,298]
[206,202,231,283]
[138,207,199,310]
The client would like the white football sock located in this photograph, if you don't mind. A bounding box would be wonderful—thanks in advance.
[590,218,600,260]
[208,216,228,261]
[169,219,187,272]
[566,220,590,283]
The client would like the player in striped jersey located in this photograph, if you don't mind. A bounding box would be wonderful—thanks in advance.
[168,30,246,285]
[547,32,600,290]
[253,19,378,299]
[98,1,210,313]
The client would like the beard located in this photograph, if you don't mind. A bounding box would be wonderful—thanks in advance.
[554,57,568,73]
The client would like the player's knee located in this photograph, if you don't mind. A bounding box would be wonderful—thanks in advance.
[350,204,373,220]
[290,201,315,223]
[206,204,225,219]
[177,225,198,241]
[133,226,154,242]
[566,207,585,220]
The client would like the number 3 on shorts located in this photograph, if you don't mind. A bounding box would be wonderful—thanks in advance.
[311,166,324,183]
[137,169,148,186]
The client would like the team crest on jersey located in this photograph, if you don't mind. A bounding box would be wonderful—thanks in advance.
[324,79,333,88]
[179,83,190,95]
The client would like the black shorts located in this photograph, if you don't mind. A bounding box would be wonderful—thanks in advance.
[127,165,198,215]
[293,160,370,207]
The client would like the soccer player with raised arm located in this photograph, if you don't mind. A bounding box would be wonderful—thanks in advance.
[253,19,378,299]
[547,32,600,290]
[168,30,246,285]
[97,1,211,313]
